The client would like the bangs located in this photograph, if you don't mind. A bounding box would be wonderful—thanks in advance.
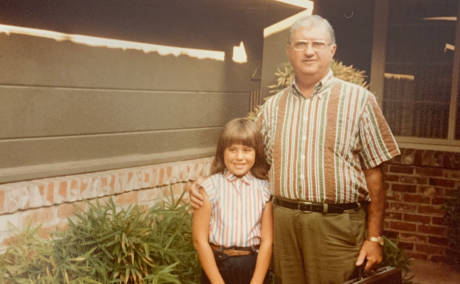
[221,121,257,149]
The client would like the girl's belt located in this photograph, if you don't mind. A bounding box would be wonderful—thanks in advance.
[209,243,259,256]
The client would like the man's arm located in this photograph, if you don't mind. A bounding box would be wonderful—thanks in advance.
[188,176,207,210]
[356,165,384,271]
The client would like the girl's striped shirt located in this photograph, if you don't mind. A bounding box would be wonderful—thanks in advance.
[201,170,271,248]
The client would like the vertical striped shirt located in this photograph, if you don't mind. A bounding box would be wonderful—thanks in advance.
[201,170,271,247]
[257,70,400,204]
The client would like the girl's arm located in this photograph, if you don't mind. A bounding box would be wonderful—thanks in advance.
[192,188,225,284]
[250,201,274,284]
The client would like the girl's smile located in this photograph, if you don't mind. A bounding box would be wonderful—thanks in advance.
[224,144,255,178]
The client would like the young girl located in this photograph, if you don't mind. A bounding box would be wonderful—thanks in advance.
[193,118,273,284]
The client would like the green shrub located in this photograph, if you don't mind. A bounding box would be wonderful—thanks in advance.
[380,237,415,284]
[0,188,200,284]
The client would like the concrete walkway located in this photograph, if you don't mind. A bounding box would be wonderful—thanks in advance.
[409,259,460,284]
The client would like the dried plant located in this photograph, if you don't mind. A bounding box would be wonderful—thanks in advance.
[248,60,370,120]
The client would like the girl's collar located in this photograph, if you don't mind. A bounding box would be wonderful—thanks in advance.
[224,170,252,185]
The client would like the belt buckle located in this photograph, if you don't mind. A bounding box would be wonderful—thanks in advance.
[298,201,313,212]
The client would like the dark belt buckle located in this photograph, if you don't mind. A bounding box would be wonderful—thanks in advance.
[298,201,313,212]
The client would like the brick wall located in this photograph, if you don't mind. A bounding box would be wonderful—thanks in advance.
[0,157,213,252]
[383,148,460,264]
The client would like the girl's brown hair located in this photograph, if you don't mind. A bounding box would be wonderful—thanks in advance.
[211,118,269,180]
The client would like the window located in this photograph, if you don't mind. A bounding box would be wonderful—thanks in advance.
[371,0,460,150]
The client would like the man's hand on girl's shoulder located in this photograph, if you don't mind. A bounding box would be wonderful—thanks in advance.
[187,176,206,210]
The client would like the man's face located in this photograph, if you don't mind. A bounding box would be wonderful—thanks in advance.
[286,26,337,78]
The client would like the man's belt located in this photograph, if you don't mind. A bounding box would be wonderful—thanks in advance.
[273,197,360,214]
[210,243,259,256]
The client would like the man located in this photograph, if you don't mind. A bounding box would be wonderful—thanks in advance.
[190,15,399,283]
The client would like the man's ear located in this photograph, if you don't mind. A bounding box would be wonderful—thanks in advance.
[330,44,337,57]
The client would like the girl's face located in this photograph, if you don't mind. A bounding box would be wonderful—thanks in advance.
[224,143,256,178]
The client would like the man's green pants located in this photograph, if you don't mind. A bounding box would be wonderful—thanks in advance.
[273,202,366,284]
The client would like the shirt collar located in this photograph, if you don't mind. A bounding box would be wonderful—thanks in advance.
[225,170,252,185]
[291,69,335,99]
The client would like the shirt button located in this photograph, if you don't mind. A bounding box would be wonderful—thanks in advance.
[301,174,305,179]
[301,155,305,159]
[303,136,306,140]
[303,117,308,121]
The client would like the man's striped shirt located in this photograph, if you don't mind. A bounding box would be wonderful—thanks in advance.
[201,171,271,247]
[257,70,400,204]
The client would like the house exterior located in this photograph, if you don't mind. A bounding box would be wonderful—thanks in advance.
[0,0,459,265]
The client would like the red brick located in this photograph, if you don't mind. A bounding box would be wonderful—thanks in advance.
[389,165,414,174]
[57,203,85,219]
[434,187,445,196]
[46,182,54,204]
[428,236,448,246]
[58,181,67,198]
[400,233,427,243]
[415,244,445,255]
[404,214,431,224]
[445,189,459,197]
[443,169,460,179]
[429,178,456,188]
[383,230,399,239]
[30,208,54,223]
[115,191,138,205]
[390,221,417,232]
[400,176,428,185]
[383,220,390,229]
[383,174,400,182]
[418,205,444,215]
[431,217,445,226]
[389,202,418,212]
[386,191,402,201]
[416,167,443,177]
[404,194,430,204]
[405,252,427,260]
[391,184,417,193]
[432,197,445,205]
[418,225,447,236]
[385,212,403,220]
[398,242,414,251]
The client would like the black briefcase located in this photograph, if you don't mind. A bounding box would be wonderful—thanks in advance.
[343,266,402,284]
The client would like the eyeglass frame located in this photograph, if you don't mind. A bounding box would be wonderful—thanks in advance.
[289,39,333,52]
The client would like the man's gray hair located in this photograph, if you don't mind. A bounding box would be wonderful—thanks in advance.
[288,15,336,45]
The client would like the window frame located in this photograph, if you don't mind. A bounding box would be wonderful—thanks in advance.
[370,0,460,152]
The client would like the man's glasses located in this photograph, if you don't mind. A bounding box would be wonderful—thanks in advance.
[291,40,331,51]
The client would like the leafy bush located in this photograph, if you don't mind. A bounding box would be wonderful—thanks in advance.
[380,237,415,284]
[0,189,200,284]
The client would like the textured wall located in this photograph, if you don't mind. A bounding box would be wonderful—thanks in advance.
[383,148,460,265]
[0,32,260,182]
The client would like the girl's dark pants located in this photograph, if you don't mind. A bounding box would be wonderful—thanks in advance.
[201,249,270,284]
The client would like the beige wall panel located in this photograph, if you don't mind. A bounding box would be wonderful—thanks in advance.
[0,128,221,169]
[0,34,259,92]
[0,87,250,138]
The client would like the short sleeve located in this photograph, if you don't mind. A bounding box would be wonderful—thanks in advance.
[261,180,271,204]
[358,94,400,169]
[200,175,217,205]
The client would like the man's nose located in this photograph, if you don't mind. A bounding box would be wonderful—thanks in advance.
[304,44,315,55]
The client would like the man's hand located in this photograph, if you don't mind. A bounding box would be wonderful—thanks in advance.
[187,176,206,210]
[355,240,383,272]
